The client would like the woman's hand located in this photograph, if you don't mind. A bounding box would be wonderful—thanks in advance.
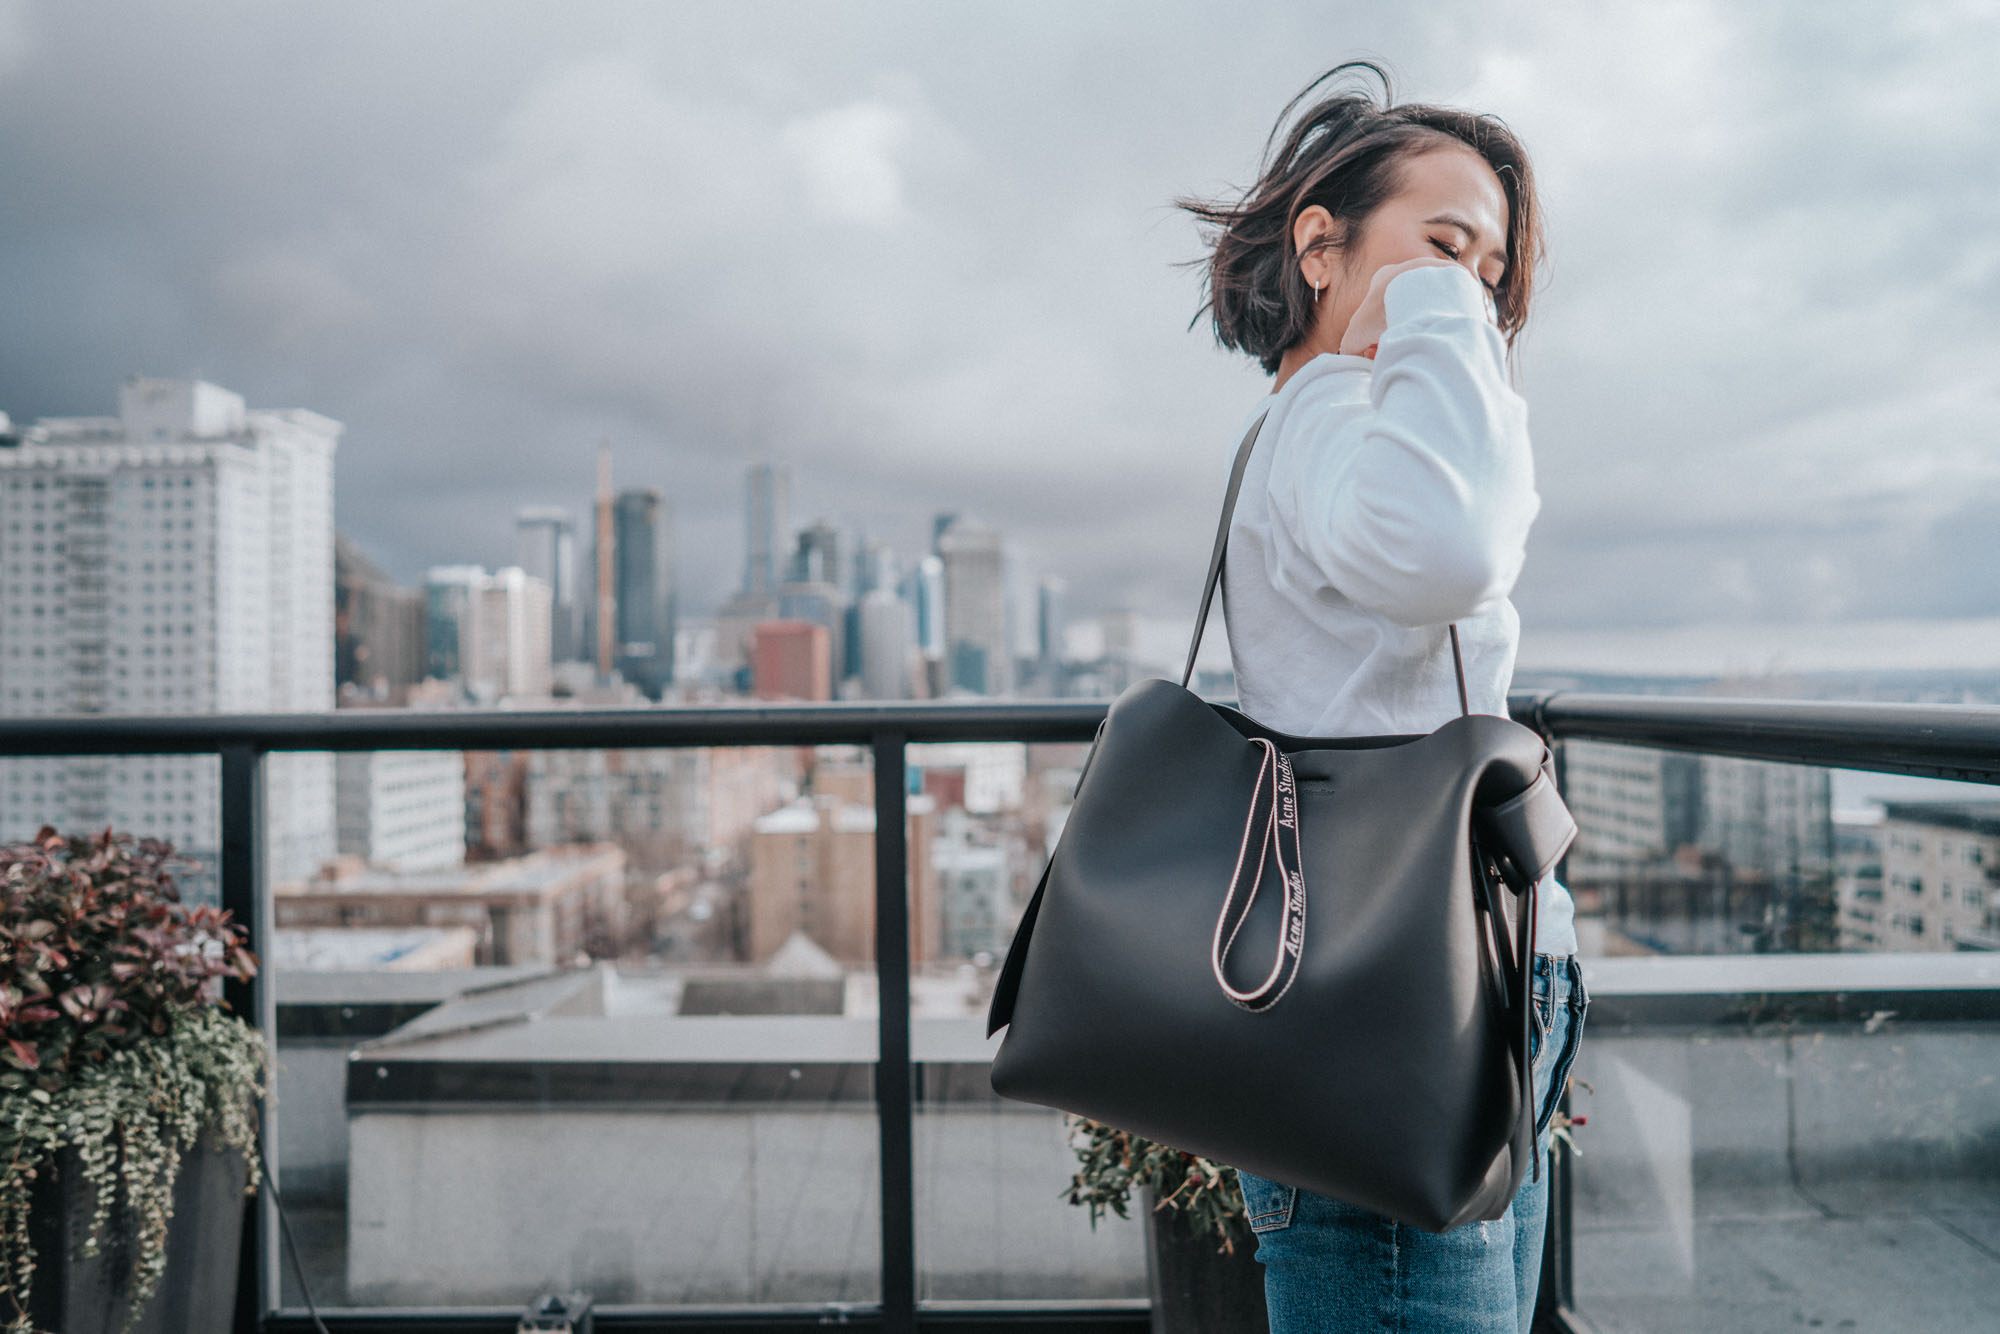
[1338,256,1458,359]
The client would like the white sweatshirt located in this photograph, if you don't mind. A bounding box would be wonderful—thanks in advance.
[1220,263,1577,956]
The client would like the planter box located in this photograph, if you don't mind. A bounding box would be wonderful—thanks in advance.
[1142,1190,1269,1334]
[23,1130,249,1334]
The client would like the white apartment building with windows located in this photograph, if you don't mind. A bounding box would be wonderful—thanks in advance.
[0,378,338,888]
[336,750,467,872]
[1865,802,2000,952]
[425,564,553,702]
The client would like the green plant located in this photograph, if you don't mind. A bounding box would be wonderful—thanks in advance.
[1,827,265,1334]
[1063,1116,1250,1255]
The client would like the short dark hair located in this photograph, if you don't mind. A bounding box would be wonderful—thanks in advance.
[1181,62,1544,375]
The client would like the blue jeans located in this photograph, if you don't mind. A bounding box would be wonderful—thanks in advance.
[1237,955,1589,1334]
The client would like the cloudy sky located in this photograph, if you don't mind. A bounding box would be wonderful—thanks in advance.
[3,0,1997,645]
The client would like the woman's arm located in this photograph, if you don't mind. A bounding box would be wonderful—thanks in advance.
[1270,263,1540,628]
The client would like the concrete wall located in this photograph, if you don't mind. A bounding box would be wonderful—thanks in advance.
[1572,1025,2000,1206]
[319,1021,1998,1309]
[345,1105,1146,1306]
[273,1038,354,1202]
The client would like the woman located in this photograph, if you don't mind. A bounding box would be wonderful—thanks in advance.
[1181,65,1590,1333]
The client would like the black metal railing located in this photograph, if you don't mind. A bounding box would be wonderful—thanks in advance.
[7,688,2000,1334]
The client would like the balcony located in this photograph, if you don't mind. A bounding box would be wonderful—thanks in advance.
[4,691,1999,1332]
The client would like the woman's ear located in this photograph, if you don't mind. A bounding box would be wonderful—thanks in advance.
[1292,205,1340,291]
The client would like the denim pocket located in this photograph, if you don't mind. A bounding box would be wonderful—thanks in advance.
[1534,965,1590,1138]
[1236,1169,1296,1235]
[1532,990,1555,1038]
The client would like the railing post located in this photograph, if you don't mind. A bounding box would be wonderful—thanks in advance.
[1538,736,1580,1331]
[872,731,915,1333]
[220,745,273,1334]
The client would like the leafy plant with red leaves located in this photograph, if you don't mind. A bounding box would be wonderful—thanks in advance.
[2,827,264,1333]
[1,827,255,1099]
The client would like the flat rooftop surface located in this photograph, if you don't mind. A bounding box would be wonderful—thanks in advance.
[1573,1177,2000,1332]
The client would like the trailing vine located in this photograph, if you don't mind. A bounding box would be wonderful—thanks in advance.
[1,828,265,1334]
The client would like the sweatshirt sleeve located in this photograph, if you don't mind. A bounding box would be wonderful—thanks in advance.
[1268,263,1540,628]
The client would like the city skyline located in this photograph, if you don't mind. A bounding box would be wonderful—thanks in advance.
[3,5,1997,644]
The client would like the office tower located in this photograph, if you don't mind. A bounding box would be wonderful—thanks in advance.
[424,565,553,702]
[425,566,483,684]
[594,449,614,678]
[791,520,843,589]
[859,587,913,700]
[336,533,426,698]
[613,487,675,699]
[860,540,898,597]
[1036,575,1068,670]
[0,378,336,887]
[937,517,1010,695]
[1032,574,1069,695]
[910,554,945,661]
[743,462,791,597]
[515,506,579,662]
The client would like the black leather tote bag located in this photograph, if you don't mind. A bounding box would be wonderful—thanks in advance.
[985,411,1578,1233]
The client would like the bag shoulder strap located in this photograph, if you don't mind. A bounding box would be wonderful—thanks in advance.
[1179,411,1269,689]
[1179,407,1468,717]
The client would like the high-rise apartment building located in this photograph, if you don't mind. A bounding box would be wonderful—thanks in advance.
[1860,803,2000,952]
[1702,756,1834,883]
[514,506,579,663]
[859,587,913,700]
[937,517,1010,695]
[0,378,337,886]
[613,488,675,698]
[425,565,553,702]
[1563,742,1705,874]
[907,554,945,696]
[336,750,466,871]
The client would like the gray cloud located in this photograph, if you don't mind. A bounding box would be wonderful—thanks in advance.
[2,0,1996,640]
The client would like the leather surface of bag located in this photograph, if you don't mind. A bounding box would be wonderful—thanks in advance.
[985,412,1578,1233]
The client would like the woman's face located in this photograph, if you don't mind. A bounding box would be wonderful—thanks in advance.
[1303,143,1511,345]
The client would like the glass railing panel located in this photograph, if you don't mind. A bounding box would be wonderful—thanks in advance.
[1559,742,2000,957]
[272,742,883,1309]
[911,1024,1149,1305]
[903,739,1150,1305]
[1564,956,2000,1333]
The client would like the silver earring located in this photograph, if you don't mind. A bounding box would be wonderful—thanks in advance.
[1312,277,1322,304]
